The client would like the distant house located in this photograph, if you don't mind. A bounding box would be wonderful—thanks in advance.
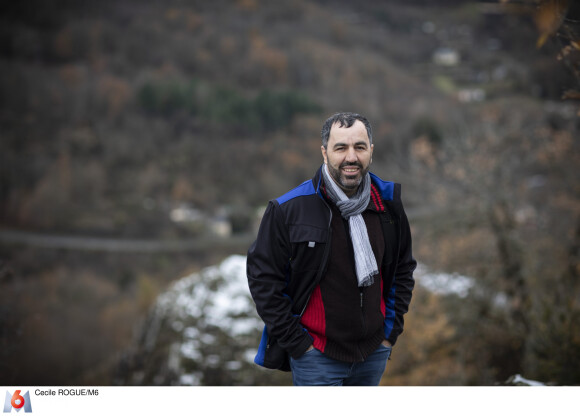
[169,203,233,237]
[433,47,460,66]
[208,215,232,238]
[457,88,485,103]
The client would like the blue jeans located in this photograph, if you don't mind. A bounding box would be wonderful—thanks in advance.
[289,344,392,386]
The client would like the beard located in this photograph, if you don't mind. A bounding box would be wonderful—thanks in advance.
[326,161,370,194]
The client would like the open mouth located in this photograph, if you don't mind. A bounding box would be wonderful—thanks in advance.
[341,165,361,176]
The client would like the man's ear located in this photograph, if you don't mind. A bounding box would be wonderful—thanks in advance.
[321,145,328,165]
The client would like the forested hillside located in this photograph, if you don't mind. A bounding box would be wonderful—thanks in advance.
[1,0,579,385]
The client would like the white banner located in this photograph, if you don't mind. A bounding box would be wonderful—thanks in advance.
[0,386,577,416]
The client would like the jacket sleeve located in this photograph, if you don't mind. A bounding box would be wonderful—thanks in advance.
[386,184,417,346]
[246,201,313,358]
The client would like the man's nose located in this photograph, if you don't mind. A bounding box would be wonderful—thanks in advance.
[345,147,357,162]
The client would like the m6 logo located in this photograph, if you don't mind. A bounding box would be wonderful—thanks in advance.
[3,391,32,413]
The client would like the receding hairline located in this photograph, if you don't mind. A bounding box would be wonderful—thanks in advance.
[321,112,373,148]
[328,121,371,147]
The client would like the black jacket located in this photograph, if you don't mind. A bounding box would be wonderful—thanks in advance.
[247,165,416,371]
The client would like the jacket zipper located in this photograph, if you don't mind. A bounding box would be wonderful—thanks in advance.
[340,204,368,361]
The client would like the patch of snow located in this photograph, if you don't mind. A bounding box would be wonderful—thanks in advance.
[156,255,256,330]
[204,256,256,334]
[510,374,545,386]
[146,254,262,383]
[179,373,201,386]
[149,255,488,384]
[244,349,258,364]
[180,340,202,361]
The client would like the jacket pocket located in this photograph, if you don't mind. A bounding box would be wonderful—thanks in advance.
[289,224,327,243]
[288,224,328,273]
[286,224,329,315]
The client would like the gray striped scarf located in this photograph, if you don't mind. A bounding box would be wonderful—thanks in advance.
[322,163,378,287]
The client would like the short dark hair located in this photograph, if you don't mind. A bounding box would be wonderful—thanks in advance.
[321,112,373,148]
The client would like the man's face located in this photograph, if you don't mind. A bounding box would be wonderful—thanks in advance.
[321,120,374,197]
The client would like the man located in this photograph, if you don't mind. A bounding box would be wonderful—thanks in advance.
[247,112,416,386]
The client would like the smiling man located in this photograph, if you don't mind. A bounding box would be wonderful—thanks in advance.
[247,112,416,386]
[321,114,373,196]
